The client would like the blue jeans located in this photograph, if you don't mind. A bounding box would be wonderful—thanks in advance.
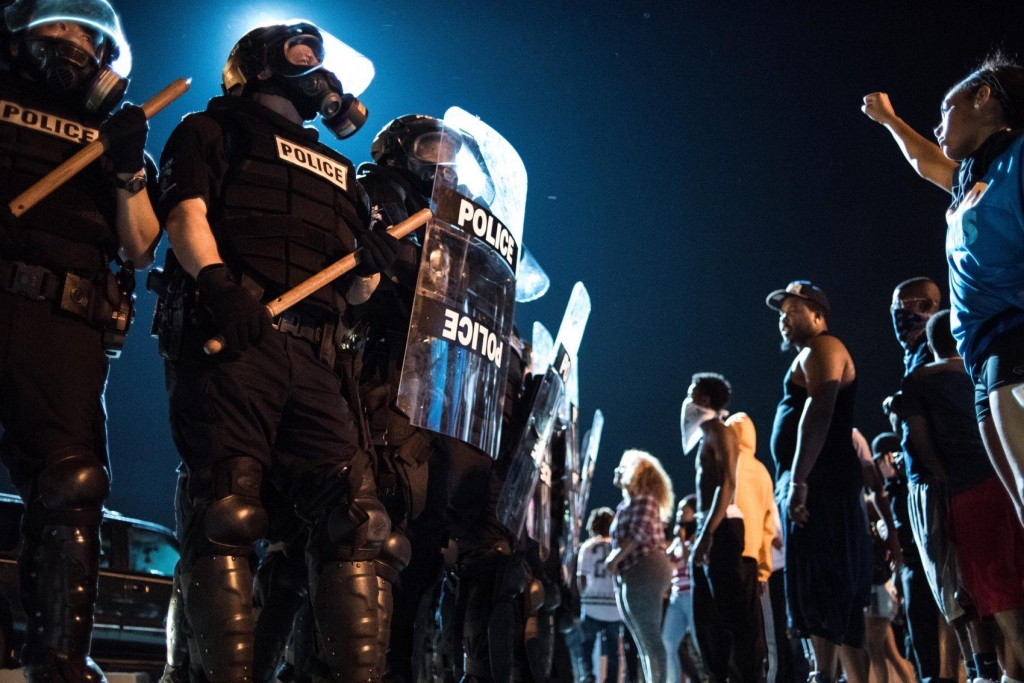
[661,589,693,683]
[581,615,622,683]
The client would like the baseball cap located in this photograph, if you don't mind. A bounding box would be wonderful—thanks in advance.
[765,280,830,316]
[871,432,901,458]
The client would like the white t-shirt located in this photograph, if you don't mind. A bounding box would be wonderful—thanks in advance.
[577,536,621,622]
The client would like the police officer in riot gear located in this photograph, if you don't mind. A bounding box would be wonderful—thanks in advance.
[356,114,453,683]
[156,21,399,683]
[0,1,160,681]
[359,115,531,683]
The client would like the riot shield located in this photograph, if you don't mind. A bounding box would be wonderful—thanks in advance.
[577,410,604,523]
[558,403,581,570]
[516,245,550,303]
[550,282,591,407]
[397,107,527,458]
[496,360,567,537]
[530,321,553,377]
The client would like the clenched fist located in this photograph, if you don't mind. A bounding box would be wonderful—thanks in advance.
[862,92,897,125]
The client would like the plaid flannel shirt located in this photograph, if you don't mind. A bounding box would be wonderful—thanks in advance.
[610,494,666,574]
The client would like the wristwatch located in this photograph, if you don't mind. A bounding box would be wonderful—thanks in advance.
[115,169,147,195]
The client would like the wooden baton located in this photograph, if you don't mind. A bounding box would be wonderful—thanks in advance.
[203,207,434,355]
[9,77,192,217]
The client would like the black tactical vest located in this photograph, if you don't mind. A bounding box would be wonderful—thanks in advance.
[204,98,365,313]
[0,73,118,274]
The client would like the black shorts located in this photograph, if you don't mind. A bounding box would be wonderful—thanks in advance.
[973,322,1024,422]
[785,484,872,648]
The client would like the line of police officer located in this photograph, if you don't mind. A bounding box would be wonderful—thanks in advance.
[0,2,578,683]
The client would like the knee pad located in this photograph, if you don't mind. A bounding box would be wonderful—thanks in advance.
[37,450,110,513]
[374,530,412,584]
[526,579,545,613]
[492,555,527,602]
[195,457,267,552]
[205,494,268,548]
[325,494,390,554]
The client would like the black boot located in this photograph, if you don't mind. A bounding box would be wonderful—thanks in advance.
[19,523,106,683]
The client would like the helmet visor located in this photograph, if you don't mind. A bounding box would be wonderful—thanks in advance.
[411,131,461,164]
[282,33,324,73]
[5,0,131,75]
[250,17,374,96]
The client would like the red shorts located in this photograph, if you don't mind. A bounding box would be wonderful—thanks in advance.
[949,476,1024,618]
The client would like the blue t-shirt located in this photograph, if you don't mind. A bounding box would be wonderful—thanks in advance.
[946,132,1024,369]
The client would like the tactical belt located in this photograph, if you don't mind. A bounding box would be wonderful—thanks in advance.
[273,309,329,346]
[272,309,337,367]
[0,261,65,301]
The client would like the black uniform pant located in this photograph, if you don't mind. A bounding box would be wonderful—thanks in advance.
[168,329,364,493]
[168,327,382,683]
[0,290,111,672]
[692,518,765,683]
[0,292,109,490]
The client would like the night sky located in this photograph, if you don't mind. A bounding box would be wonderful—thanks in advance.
[5,1,1022,530]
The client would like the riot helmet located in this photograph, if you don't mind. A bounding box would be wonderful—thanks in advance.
[370,114,464,194]
[223,21,370,139]
[4,0,131,115]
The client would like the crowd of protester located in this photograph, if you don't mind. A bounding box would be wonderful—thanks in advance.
[574,52,1024,683]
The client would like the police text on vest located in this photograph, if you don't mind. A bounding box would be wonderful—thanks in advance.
[0,100,98,145]
[275,136,348,191]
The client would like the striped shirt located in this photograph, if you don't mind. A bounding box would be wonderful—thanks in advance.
[611,494,666,574]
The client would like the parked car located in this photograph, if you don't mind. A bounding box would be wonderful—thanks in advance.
[0,493,178,674]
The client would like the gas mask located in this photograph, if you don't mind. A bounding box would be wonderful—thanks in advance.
[225,24,369,140]
[5,0,133,117]
[405,129,462,186]
[21,35,127,114]
[680,398,717,455]
[272,68,366,139]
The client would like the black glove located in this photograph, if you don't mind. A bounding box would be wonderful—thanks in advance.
[101,104,148,173]
[353,228,400,277]
[196,264,271,352]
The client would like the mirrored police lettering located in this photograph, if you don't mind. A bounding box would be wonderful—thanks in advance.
[441,307,505,365]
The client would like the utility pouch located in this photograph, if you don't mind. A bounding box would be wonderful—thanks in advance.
[148,251,197,362]
[59,265,135,358]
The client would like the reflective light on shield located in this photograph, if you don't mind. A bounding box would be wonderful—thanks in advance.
[516,245,550,303]
[531,321,553,375]
[550,281,591,364]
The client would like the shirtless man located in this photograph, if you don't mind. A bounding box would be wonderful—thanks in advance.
[767,281,872,683]
[682,373,761,683]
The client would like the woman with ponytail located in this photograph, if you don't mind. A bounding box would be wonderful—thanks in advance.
[862,53,1024,683]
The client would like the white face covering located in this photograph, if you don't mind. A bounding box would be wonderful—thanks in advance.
[680,398,717,455]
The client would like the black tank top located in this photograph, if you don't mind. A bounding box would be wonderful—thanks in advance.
[770,335,860,492]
